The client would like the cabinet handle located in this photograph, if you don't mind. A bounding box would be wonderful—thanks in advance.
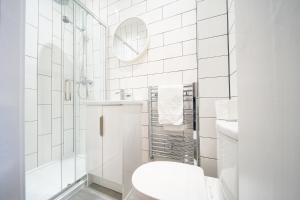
[99,115,103,136]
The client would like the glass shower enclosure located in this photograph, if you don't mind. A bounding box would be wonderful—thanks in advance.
[24,1,106,199]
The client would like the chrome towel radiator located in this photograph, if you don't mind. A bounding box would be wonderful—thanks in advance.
[148,83,200,165]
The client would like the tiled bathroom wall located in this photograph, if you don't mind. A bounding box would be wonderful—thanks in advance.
[228,0,238,99]
[25,0,230,176]
[106,0,197,101]
[105,0,230,177]
[24,0,107,171]
[197,0,229,177]
[25,0,60,170]
[105,0,198,172]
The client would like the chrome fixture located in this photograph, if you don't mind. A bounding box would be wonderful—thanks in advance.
[77,76,93,99]
[64,79,72,101]
[148,83,200,165]
[62,15,71,24]
[115,89,131,100]
[62,15,86,32]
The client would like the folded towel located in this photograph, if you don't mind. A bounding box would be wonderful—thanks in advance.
[163,124,185,132]
[158,85,183,125]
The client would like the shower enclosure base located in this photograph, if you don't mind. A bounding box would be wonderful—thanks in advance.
[26,155,86,200]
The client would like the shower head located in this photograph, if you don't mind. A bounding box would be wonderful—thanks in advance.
[54,0,69,5]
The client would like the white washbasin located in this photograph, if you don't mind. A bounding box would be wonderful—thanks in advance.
[132,161,208,200]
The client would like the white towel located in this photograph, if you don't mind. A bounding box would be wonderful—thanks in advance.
[158,85,183,125]
[163,124,185,132]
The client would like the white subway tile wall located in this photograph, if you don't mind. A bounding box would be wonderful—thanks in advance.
[105,0,229,177]
[197,0,229,177]
[25,122,38,155]
[24,0,230,177]
[24,0,108,171]
[228,0,238,99]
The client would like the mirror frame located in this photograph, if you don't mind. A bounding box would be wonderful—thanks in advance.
[112,17,150,63]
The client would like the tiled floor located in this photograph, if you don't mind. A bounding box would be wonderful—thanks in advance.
[68,177,220,200]
[69,184,122,200]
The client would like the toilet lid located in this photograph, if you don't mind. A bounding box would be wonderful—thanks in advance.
[132,161,208,200]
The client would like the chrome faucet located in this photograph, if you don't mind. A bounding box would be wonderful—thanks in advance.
[115,89,131,100]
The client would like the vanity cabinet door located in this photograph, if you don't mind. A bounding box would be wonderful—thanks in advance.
[102,106,123,186]
[86,106,103,182]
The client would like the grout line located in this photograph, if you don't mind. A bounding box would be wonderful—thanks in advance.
[24,87,38,91]
[38,14,53,23]
[108,66,198,80]
[24,120,38,123]
[111,21,195,39]
[226,0,231,99]
[200,136,217,140]
[198,96,229,99]
[38,73,51,78]
[198,54,229,60]
[198,54,227,60]
[35,0,41,168]
[51,0,54,162]
[198,75,229,80]
[25,152,38,157]
[106,23,197,49]
[197,33,228,41]
[25,54,38,60]
[200,156,217,160]
[199,117,216,119]
[25,22,38,29]
[230,70,237,76]
[197,13,227,22]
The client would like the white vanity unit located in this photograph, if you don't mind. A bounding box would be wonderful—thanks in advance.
[86,101,143,197]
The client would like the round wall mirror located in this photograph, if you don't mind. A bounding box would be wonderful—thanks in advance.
[113,17,149,63]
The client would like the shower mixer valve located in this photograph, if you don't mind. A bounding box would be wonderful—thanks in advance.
[78,76,93,86]
[77,76,93,99]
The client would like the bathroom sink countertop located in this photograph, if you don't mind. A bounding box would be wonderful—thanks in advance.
[87,100,144,106]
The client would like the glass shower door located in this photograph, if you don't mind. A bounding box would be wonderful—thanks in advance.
[61,1,75,189]
[61,0,107,191]
[74,3,88,182]
[73,2,106,182]
[25,0,106,199]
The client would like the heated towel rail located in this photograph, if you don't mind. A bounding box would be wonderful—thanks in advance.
[148,83,200,165]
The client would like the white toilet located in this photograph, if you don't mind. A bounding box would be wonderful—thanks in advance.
[130,120,238,200]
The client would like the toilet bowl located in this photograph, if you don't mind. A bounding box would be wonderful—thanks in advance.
[130,120,238,200]
[131,161,209,200]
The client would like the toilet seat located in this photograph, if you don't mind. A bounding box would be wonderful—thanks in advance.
[132,161,208,200]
